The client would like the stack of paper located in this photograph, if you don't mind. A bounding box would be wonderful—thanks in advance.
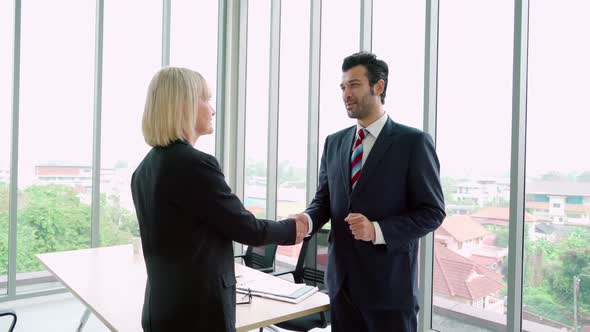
[237,278,319,304]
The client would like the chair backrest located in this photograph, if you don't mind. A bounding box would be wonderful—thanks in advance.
[0,310,17,332]
[243,244,278,271]
[292,229,328,289]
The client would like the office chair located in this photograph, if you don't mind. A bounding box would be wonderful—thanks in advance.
[268,230,331,332]
[0,310,17,332]
[235,244,278,273]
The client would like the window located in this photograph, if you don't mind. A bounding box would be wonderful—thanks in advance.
[372,0,425,130]
[0,0,13,296]
[318,0,360,162]
[524,2,590,330]
[243,0,271,219]
[170,0,218,155]
[17,0,96,293]
[100,0,162,247]
[434,1,514,329]
[275,0,311,267]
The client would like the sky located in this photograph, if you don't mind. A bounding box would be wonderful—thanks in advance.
[1,0,590,187]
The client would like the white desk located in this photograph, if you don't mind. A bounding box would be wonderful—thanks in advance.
[37,245,329,332]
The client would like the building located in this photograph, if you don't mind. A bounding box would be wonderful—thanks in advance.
[452,178,510,207]
[470,207,544,240]
[526,180,590,225]
[436,215,490,254]
[436,215,507,272]
[35,164,93,193]
[34,164,125,205]
[434,243,505,313]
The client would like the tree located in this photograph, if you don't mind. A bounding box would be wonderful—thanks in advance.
[100,193,137,246]
[526,238,556,287]
[541,229,590,324]
[19,185,91,254]
[524,287,569,324]
[0,184,137,275]
[441,177,458,204]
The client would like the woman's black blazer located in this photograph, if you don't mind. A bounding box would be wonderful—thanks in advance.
[131,140,296,332]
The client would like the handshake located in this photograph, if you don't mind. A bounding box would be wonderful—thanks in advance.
[289,213,309,244]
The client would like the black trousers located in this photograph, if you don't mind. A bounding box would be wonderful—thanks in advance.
[330,281,418,332]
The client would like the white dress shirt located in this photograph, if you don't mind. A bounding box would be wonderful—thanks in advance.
[304,112,389,245]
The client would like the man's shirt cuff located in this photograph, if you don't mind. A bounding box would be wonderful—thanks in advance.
[372,221,386,245]
[303,213,313,237]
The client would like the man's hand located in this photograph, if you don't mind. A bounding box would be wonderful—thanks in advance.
[345,213,376,242]
[291,214,309,244]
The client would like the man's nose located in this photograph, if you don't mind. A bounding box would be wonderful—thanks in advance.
[343,88,352,99]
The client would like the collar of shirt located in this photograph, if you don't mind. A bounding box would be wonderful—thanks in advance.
[356,112,388,139]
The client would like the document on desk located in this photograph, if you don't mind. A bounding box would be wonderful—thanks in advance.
[237,277,319,304]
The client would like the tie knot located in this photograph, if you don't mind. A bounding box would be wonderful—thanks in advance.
[358,128,367,140]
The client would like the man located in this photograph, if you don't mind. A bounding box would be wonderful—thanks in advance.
[295,52,445,332]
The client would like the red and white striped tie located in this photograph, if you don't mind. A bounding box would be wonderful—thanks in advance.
[351,128,367,188]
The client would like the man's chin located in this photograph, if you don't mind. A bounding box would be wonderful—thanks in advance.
[347,110,359,119]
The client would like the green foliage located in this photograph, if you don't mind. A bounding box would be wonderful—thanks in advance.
[0,184,137,275]
[100,193,137,246]
[486,224,509,247]
[524,287,570,324]
[441,177,458,204]
[523,229,590,325]
[19,185,91,254]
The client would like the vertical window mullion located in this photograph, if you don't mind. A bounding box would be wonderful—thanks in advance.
[8,0,22,298]
[267,0,281,221]
[304,0,321,268]
[90,0,104,248]
[360,0,372,52]
[215,0,227,162]
[161,0,171,67]
[507,0,529,331]
[419,0,439,331]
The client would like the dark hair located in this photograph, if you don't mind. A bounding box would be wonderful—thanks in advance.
[342,52,389,104]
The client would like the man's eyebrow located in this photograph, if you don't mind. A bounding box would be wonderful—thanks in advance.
[341,79,362,87]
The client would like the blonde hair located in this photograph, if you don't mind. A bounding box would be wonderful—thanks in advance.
[142,67,208,147]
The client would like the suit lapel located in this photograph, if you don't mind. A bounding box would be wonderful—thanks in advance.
[352,118,397,195]
[339,126,356,195]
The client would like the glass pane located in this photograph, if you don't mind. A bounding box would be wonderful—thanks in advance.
[243,0,271,219]
[275,0,311,269]
[316,0,359,273]
[433,1,514,329]
[318,0,360,161]
[372,0,425,130]
[100,0,161,247]
[524,1,590,331]
[17,0,95,293]
[170,0,218,155]
[0,0,13,296]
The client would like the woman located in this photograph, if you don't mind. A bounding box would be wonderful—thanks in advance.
[131,67,306,332]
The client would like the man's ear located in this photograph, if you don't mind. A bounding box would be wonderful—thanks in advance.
[374,79,385,97]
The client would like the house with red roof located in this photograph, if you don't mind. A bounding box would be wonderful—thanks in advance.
[435,215,507,272]
[434,243,505,313]
[470,206,537,225]
[471,207,544,240]
[435,215,490,254]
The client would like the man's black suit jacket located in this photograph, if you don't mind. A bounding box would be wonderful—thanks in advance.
[306,118,445,311]
[131,140,296,332]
